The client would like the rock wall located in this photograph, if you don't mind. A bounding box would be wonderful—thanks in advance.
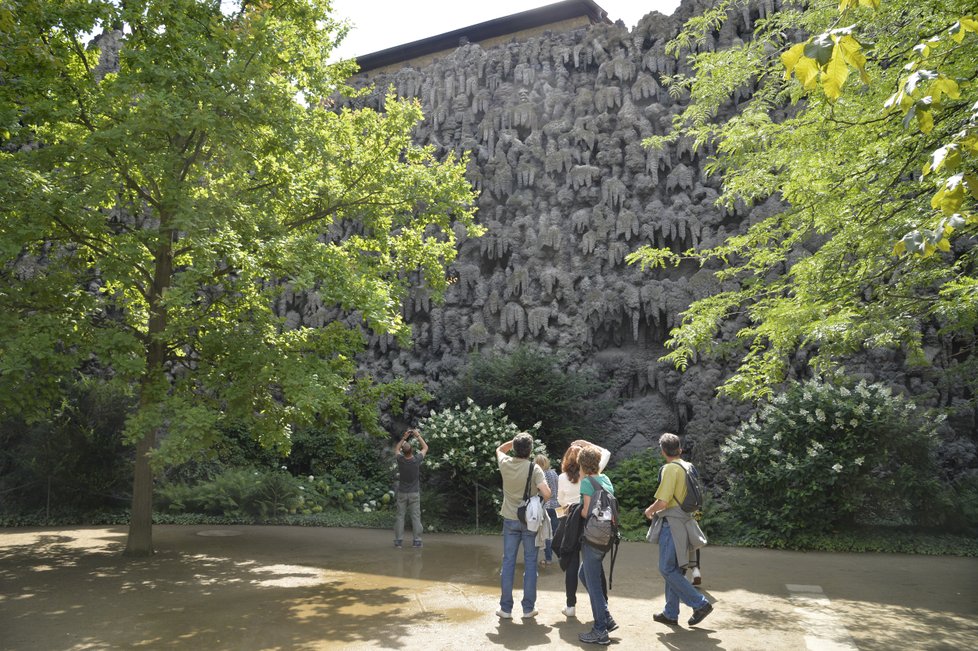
[309,0,973,474]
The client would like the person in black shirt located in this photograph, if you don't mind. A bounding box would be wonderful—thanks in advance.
[394,428,428,548]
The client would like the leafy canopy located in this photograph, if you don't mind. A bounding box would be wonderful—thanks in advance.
[630,0,978,399]
[0,0,480,551]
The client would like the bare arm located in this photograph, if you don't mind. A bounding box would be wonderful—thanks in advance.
[393,432,407,457]
[644,498,669,519]
[496,439,514,464]
[416,433,429,456]
[581,493,591,518]
[537,480,551,501]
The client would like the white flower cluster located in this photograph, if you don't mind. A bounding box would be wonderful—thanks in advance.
[418,400,546,483]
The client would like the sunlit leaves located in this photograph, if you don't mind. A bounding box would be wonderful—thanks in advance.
[0,0,478,462]
[782,29,868,101]
[630,0,978,399]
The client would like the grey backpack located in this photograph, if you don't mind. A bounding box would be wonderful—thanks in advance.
[660,460,704,513]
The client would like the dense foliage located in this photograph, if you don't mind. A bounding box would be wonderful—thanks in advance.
[0,380,132,515]
[442,347,612,452]
[629,0,978,400]
[0,0,478,554]
[721,378,946,540]
[420,400,546,485]
[605,447,668,533]
[156,467,393,519]
[418,400,548,523]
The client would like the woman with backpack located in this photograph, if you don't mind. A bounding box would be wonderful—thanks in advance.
[555,441,610,619]
[576,445,617,646]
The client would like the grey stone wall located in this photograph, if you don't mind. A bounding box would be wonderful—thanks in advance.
[315,0,974,475]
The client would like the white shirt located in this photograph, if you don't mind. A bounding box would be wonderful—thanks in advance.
[556,445,610,515]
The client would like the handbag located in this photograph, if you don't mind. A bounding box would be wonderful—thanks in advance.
[516,463,535,525]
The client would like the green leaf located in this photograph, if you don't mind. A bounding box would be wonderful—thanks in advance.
[805,33,835,66]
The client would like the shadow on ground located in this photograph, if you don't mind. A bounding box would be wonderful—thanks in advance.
[0,525,976,650]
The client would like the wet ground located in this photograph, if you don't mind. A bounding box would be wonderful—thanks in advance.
[1,525,976,650]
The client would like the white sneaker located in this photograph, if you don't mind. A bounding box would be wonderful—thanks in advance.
[496,609,512,619]
[562,606,576,617]
[522,610,538,618]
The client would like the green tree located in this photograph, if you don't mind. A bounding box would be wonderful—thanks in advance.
[442,346,612,453]
[629,0,977,400]
[0,0,479,555]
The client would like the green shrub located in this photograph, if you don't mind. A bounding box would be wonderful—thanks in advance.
[944,472,978,534]
[722,377,945,540]
[420,400,547,486]
[0,379,132,515]
[419,400,547,525]
[605,448,664,512]
[157,466,394,519]
[287,426,389,484]
[442,346,612,453]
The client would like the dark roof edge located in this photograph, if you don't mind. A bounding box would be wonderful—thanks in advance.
[353,0,611,73]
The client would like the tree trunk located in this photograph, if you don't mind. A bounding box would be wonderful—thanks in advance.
[124,430,155,556]
[124,222,173,557]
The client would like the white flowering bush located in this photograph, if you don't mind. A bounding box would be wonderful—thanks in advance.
[420,399,547,486]
[722,378,943,538]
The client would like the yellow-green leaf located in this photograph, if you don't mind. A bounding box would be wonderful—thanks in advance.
[917,109,934,134]
[822,46,850,100]
[933,77,961,102]
[962,134,978,155]
[965,174,978,200]
[795,58,820,90]
[781,42,808,78]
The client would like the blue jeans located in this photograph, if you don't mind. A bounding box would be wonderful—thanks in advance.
[658,521,709,620]
[500,518,539,614]
[544,508,558,561]
[578,542,611,633]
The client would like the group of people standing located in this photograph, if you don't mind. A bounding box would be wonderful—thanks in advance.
[392,427,712,646]
[494,431,712,645]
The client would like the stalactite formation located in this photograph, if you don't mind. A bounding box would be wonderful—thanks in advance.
[310,0,970,473]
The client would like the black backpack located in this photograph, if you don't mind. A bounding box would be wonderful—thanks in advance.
[659,460,704,513]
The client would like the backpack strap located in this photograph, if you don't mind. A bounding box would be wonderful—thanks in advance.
[607,532,620,590]
[522,462,535,500]
[585,475,603,515]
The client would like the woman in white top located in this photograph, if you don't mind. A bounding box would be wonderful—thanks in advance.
[556,440,611,617]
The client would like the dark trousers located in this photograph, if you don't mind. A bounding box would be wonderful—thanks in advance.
[564,545,607,607]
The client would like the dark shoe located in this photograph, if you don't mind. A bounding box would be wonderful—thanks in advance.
[605,616,619,632]
[578,629,611,645]
[653,612,679,626]
[394,540,403,548]
[412,540,422,548]
[688,602,713,626]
